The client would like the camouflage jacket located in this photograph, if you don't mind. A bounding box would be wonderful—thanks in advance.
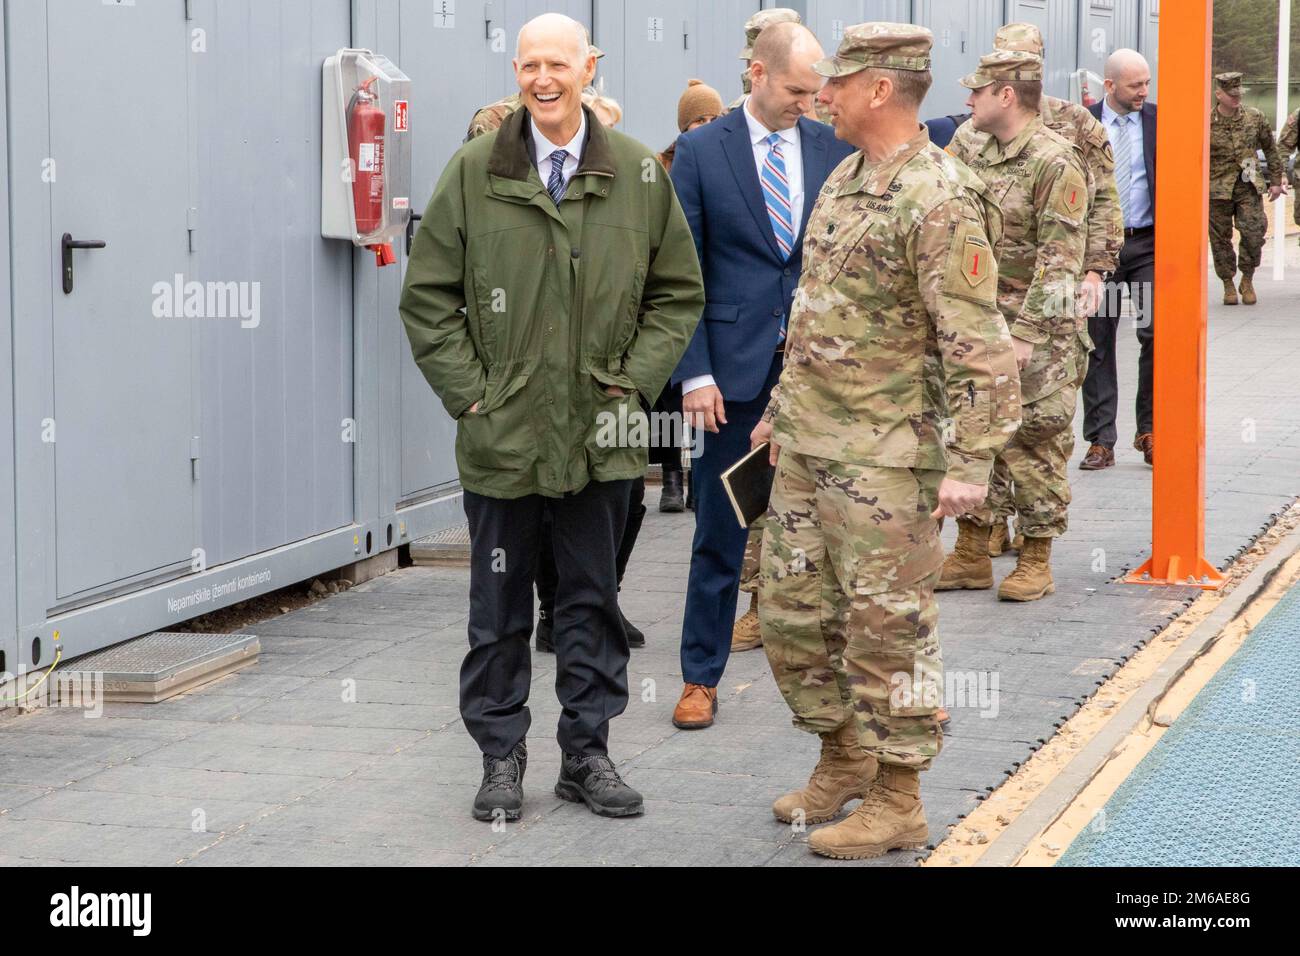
[960,116,1089,403]
[1209,105,1281,200]
[764,127,1021,486]
[950,95,1122,275]
[466,93,522,142]
[1280,108,1298,175]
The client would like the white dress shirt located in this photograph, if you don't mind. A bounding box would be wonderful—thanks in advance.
[1100,98,1153,229]
[683,102,804,398]
[529,110,586,193]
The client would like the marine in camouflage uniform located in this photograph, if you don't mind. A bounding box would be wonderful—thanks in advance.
[756,24,1021,860]
[465,43,605,141]
[947,23,1122,552]
[1209,72,1282,305]
[937,50,1089,604]
[1281,107,1300,245]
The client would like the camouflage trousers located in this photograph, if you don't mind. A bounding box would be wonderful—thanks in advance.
[974,384,1078,539]
[1209,180,1267,279]
[739,526,762,594]
[758,451,945,769]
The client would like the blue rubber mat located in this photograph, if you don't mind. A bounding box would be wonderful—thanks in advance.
[1059,577,1300,866]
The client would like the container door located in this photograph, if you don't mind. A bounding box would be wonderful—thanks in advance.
[45,0,197,602]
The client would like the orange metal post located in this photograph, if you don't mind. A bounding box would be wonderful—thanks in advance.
[1124,0,1225,590]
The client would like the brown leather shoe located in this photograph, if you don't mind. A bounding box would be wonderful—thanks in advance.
[1079,443,1115,470]
[672,683,718,729]
[1133,433,1153,466]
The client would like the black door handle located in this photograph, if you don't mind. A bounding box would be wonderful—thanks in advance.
[405,212,422,256]
[62,233,107,294]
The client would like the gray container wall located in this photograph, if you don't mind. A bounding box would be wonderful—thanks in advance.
[1,0,1160,677]
[0,12,14,683]
[192,0,355,570]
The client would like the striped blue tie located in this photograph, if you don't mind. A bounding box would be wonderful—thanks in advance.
[547,149,568,205]
[761,132,795,260]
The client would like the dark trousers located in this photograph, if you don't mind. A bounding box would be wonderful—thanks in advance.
[679,354,782,687]
[648,385,684,473]
[461,480,632,757]
[536,477,645,615]
[1083,228,1155,449]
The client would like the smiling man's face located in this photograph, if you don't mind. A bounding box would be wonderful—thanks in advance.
[514,22,595,137]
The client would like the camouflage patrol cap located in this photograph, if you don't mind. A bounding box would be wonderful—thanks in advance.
[812,22,933,78]
[739,8,802,59]
[1215,72,1247,95]
[994,22,1045,57]
[960,49,1044,88]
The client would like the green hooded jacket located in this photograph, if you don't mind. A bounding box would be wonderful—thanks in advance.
[400,105,704,499]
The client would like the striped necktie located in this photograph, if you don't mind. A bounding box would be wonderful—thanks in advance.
[1111,115,1133,224]
[547,149,569,205]
[761,132,795,260]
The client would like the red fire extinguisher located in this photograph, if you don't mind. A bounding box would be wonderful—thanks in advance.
[347,77,395,265]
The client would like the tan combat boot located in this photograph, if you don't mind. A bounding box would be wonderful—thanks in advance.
[936,519,994,590]
[772,722,877,824]
[730,592,762,652]
[997,535,1055,601]
[1239,274,1257,305]
[987,518,1015,556]
[807,764,929,860]
[1223,280,1239,305]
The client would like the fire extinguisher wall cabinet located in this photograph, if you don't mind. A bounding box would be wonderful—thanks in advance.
[321,48,412,265]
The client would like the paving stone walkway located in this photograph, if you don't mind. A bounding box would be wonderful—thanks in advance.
[2,252,1298,866]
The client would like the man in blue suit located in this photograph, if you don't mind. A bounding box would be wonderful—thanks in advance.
[667,21,855,729]
[1081,49,1158,470]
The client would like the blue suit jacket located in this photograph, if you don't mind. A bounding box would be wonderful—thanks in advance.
[668,109,855,403]
[1088,100,1157,211]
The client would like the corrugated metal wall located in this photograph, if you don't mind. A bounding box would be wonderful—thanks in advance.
[0,0,1161,678]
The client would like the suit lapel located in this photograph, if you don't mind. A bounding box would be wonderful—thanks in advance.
[797,118,828,247]
[1143,105,1157,205]
[721,108,784,260]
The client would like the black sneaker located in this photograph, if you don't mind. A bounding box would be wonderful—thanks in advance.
[621,609,645,649]
[472,740,527,822]
[556,752,644,817]
[534,611,554,653]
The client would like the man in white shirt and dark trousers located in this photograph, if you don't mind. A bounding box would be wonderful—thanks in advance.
[1082,49,1158,470]
[667,22,855,730]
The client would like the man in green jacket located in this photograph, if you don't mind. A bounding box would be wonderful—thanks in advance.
[399,13,704,823]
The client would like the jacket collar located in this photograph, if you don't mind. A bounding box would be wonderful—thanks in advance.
[488,103,616,182]
[981,114,1044,164]
[840,124,930,197]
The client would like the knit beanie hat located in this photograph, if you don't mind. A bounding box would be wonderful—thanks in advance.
[677,79,724,132]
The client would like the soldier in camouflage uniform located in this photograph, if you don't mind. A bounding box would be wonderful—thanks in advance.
[727,9,804,113]
[466,44,605,141]
[1209,72,1283,305]
[751,24,1021,860]
[1281,107,1300,246]
[948,23,1122,557]
[937,50,1089,604]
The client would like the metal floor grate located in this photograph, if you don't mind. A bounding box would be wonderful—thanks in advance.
[1059,581,1300,866]
[60,631,259,703]
[410,524,471,565]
